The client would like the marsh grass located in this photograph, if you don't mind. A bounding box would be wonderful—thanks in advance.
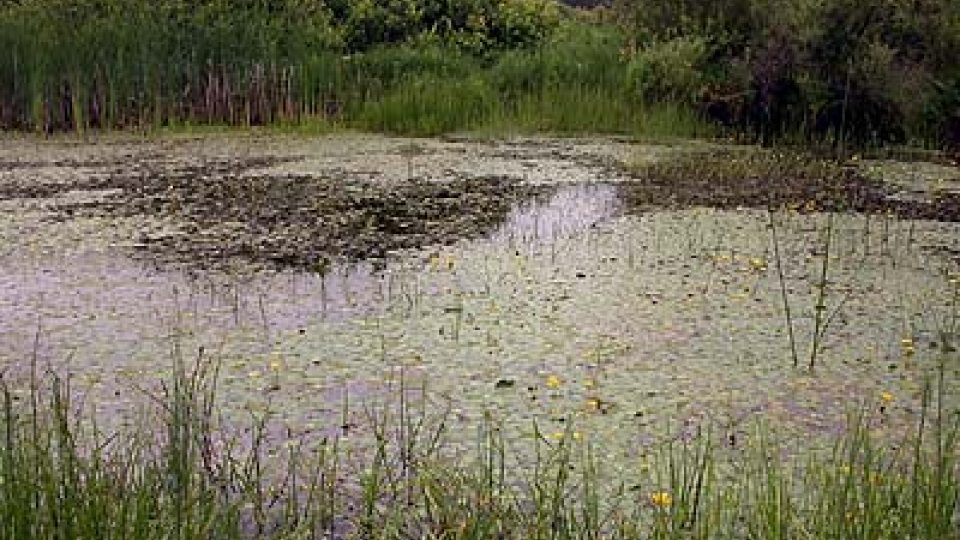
[352,23,712,137]
[357,75,496,136]
[0,4,710,139]
[1,343,957,539]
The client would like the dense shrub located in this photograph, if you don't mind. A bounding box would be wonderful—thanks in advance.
[329,0,560,53]
[615,0,960,148]
[625,35,708,103]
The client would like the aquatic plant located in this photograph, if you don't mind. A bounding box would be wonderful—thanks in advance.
[1,342,956,539]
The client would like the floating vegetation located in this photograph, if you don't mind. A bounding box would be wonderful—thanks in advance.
[39,160,548,270]
[623,150,960,223]
[1,135,959,538]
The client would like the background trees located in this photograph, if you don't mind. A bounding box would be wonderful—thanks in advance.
[614,0,960,148]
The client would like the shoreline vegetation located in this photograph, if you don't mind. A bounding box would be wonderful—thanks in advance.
[2,351,957,539]
[0,0,957,150]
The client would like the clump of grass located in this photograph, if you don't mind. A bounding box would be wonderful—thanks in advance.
[0,354,249,538]
[357,75,495,136]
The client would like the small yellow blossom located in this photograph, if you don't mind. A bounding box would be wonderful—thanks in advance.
[269,356,283,372]
[549,431,565,441]
[901,337,915,357]
[584,378,597,390]
[880,391,895,404]
[650,491,673,508]
[749,257,768,272]
[546,375,562,389]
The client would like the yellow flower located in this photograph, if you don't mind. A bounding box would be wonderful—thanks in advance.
[901,337,916,357]
[880,391,895,404]
[549,431,565,441]
[650,491,673,508]
[546,375,562,389]
[749,257,768,272]
[269,356,283,372]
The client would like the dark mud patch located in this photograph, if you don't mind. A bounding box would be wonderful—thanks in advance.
[621,151,960,222]
[45,158,546,270]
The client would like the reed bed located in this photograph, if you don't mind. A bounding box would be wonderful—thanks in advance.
[0,3,707,137]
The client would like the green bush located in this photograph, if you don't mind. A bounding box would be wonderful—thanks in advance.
[334,0,560,53]
[614,0,960,148]
[625,35,709,103]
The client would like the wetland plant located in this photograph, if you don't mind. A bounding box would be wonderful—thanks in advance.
[629,151,883,370]
[1,347,957,539]
[768,208,799,368]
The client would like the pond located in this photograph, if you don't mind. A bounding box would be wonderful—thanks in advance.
[1,133,958,474]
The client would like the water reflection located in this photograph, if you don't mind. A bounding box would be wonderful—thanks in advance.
[492,183,621,246]
[0,183,621,375]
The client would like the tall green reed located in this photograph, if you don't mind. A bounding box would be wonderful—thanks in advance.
[2,341,954,538]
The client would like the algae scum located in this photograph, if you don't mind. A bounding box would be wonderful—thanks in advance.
[1,134,959,463]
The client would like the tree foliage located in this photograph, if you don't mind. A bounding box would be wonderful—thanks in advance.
[615,0,960,147]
